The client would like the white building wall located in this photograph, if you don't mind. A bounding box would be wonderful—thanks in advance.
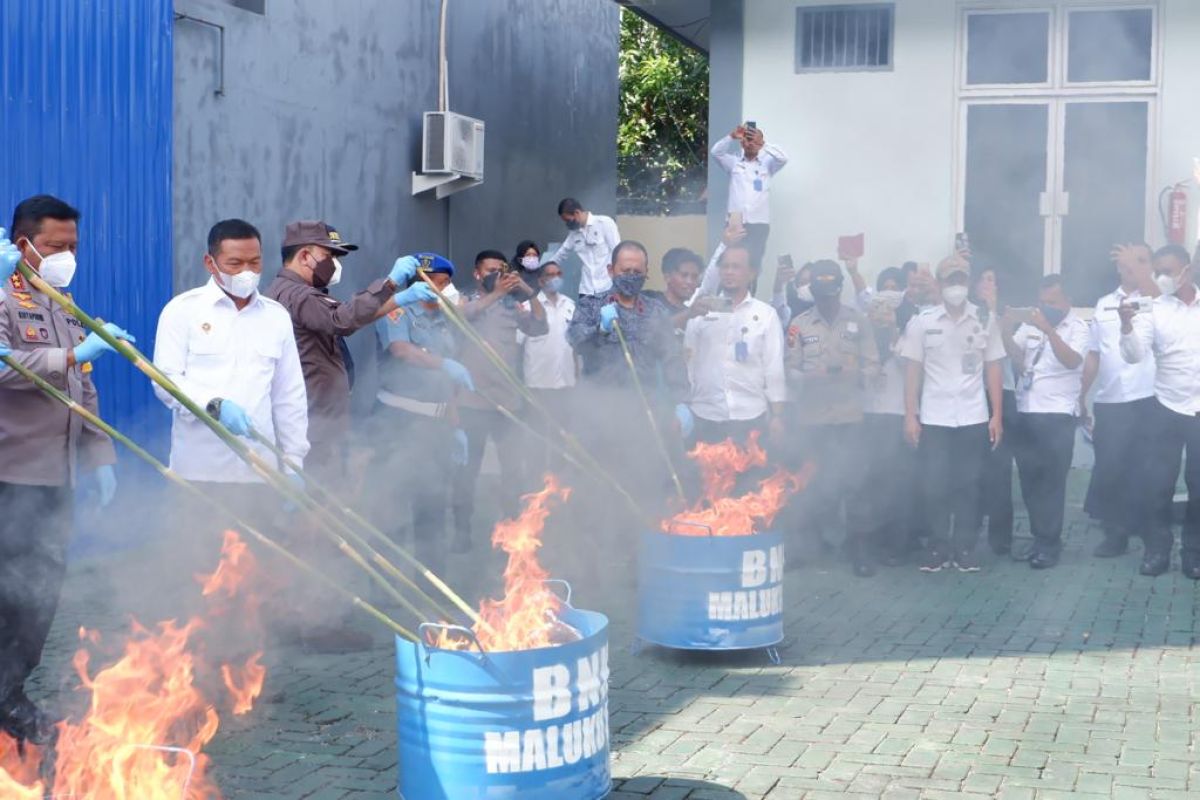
[735,0,1200,286]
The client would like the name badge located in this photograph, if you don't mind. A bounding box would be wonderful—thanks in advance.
[801,335,820,345]
[753,178,763,192]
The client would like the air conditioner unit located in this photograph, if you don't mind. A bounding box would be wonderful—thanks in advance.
[422,111,484,179]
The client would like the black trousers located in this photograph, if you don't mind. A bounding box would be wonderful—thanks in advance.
[981,391,1018,551]
[0,482,73,704]
[1013,412,1077,557]
[920,423,988,554]
[862,414,921,557]
[1144,400,1200,559]
[743,223,770,271]
[1084,396,1157,536]
[367,403,454,577]
[452,406,524,539]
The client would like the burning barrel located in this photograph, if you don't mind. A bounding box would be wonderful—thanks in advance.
[394,590,611,800]
[638,522,784,657]
[636,433,808,663]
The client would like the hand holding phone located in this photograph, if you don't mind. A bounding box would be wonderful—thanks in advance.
[837,234,864,261]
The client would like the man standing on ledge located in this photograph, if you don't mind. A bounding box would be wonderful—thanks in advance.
[710,122,789,271]
[0,195,133,745]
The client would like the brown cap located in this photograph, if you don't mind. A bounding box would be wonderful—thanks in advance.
[282,220,358,255]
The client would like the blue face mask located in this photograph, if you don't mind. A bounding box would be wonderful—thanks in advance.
[613,273,646,297]
[544,276,564,294]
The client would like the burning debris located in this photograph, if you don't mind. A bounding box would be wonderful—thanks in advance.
[435,475,580,652]
[0,530,267,799]
[663,432,812,536]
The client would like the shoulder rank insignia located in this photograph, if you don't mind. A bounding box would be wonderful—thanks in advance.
[9,272,25,291]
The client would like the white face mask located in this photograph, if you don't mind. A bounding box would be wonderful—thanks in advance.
[520,256,541,271]
[441,281,461,303]
[328,257,343,287]
[942,285,969,307]
[796,284,814,303]
[1155,266,1188,297]
[27,243,77,288]
[216,268,261,299]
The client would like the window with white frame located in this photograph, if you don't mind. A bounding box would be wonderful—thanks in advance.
[794,4,895,73]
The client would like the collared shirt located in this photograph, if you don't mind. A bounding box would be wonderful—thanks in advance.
[266,268,394,451]
[549,212,621,297]
[153,278,309,483]
[1012,313,1089,415]
[1121,292,1200,415]
[1089,287,1156,404]
[684,294,786,422]
[566,291,688,400]
[375,305,459,404]
[459,293,549,410]
[899,303,1004,427]
[517,291,576,390]
[0,273,115,486]
[710,135,789,225]
[786,303,880,425]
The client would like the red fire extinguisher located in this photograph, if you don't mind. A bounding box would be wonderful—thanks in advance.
[1161,182,1189,245]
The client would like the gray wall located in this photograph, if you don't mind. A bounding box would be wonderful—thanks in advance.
[705,0,743,254]
[172,0,618,408]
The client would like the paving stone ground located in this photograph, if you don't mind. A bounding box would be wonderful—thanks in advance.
[29,469,1200,799]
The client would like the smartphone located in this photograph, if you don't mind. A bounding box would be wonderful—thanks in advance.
[745,120,757,130]
[778,254,795,270]
[955,232,971,253]
[727,211,744,230]
[837,234,865,261]
[1005,306,1037,326]
[1104,297,1154,314]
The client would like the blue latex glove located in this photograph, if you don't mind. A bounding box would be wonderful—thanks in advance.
[74,322,136,364]
[217,399,252,436]
[389,255,420,285]
[675,403,695,439]
[0,343,8,370]
[599,304,619,333]
[394,282,438,307]
[0,228,20,285]
[440,358,475,392]
[95,465,117,507]
[452,429,469,466]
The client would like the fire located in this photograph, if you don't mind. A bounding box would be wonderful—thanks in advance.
[0,530,267,798]
[436,475,573,652]
[664,432,812,536]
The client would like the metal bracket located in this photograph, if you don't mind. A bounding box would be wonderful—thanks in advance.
[412,171,483,199]
[765,646,781,666]
[175,12,226,97]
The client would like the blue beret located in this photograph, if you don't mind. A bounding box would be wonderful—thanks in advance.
[414,252,454,277]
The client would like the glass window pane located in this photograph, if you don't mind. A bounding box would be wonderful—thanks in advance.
[1068,9,1153,83]
[966,12,1050,85]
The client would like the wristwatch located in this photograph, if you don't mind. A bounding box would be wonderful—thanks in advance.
[206,398,223,418]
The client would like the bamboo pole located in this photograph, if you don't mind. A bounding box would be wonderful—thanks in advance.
[0,353,417,642]
[612,319,687,503]
[417,270,651,518]
[17,262,484,630]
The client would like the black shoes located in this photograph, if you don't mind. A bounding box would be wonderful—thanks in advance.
[1093,536,1129,558]
[1029,551,1059,570]
[0,690,54,747]
[1139,551,1170,577]
[919,551,950,573]
[952,551,980,573]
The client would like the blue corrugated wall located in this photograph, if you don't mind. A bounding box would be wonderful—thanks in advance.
[0,0,174,457]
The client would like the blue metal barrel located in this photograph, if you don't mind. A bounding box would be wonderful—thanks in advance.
[394,583,611,800]
[638,526,785,651]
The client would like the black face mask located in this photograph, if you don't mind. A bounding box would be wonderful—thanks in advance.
[1040,304,1067,327]
[312,254,337,289]
[481,272,499,293]
[565,219,581,231]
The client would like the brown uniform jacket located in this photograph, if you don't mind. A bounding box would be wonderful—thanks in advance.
[265,269,393,454]
[785,303,880,425]
[0,273,116,486]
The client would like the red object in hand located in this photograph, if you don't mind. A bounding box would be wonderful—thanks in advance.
[838,234,865,260]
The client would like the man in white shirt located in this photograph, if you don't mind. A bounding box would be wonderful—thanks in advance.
[153,219,309,500]
[518,257,577,473]
[548,197,621,311]
[683,243,786,445]
[1080,243,1158,558]
[901,256,1005,573]
[1119,244,1200,579]
[1002,275,1088,569]
[710,123,788,271]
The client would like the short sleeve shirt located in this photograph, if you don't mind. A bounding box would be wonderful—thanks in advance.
[899,303,1004,427]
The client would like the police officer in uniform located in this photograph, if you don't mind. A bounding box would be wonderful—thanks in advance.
[901,255,1005,573]
[0,196,133,744]
[784,260,880,575]
[371,254,473,577]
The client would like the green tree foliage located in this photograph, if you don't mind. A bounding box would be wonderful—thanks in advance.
[618,10,709,214]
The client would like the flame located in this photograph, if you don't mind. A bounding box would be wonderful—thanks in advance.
[664,432,813,536]
[0,530,267,798]
[436,475,572,652]
[221,653,266,716]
